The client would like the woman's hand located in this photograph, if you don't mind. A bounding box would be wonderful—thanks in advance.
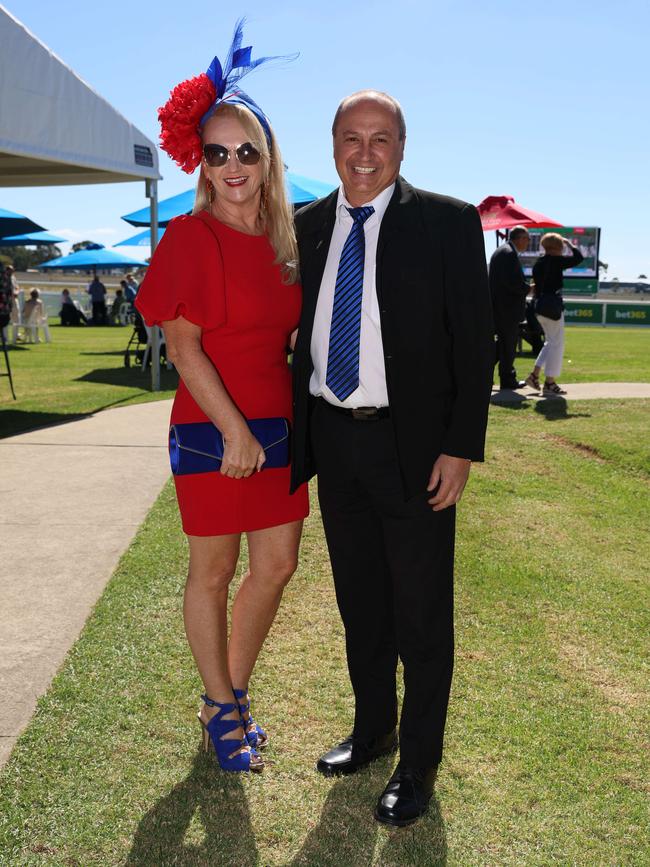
[221,425,266,478]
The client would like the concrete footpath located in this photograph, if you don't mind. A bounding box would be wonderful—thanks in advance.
[1,383,649,770]
[491,381,650,403]
[0,399,172,767]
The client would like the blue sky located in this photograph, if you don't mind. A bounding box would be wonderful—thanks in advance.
[4,0,649,280]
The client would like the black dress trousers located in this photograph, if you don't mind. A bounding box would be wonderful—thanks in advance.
[494,317,520,386]
[310,399,455,769]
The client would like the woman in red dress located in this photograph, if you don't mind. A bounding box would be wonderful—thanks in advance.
[136,28,308,773]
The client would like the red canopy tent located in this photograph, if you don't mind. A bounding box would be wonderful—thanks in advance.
[477,195,563,250]
[476,195,563,231]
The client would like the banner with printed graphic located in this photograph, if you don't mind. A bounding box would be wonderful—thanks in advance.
[563,301,650,326]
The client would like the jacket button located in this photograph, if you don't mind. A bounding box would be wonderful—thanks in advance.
[385,355,393,361]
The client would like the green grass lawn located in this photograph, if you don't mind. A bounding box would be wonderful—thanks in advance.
[1,324,649,439]
[0,396,648,865]
[518,326,649,383]
[0,323,177,437]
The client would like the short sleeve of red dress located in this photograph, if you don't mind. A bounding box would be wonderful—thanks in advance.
[135,214,226,330]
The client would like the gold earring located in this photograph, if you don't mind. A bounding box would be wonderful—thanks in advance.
[261,182,269,211]
[207,179,215,205]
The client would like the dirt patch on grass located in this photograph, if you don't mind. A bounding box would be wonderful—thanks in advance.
[557,638,646,712]
[616,773,650,794]
[542,434,608,463]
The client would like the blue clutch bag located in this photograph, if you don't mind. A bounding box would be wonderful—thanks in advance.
[169,418,290,476]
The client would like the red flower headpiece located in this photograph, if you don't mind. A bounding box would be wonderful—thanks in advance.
[158,74,216,174]
[157,19,296,174]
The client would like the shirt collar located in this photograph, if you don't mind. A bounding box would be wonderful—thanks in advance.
[335,182,396,226]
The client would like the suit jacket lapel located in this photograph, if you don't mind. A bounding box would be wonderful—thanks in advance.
[376,176,413,307]
[297,190,338,347]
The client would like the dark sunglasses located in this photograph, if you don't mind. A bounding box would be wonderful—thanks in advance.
[202,142,261,168]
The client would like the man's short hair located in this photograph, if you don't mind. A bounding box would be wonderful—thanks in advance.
[332,90,406,140]
[509,226,529,242]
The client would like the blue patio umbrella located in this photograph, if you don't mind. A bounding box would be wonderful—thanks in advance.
[0,230,68,246]
[0,207,46,238]
[286,173,337,204]
[122,189,194,227]
[114,227,166,247]
[121,172,336,226]
[40,248,147,270]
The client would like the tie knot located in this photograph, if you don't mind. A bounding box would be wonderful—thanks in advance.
[347,206,374,225]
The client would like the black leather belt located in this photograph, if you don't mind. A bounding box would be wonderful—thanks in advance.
[314,396,390,421]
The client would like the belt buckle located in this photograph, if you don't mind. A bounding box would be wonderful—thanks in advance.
[351,407,378,421]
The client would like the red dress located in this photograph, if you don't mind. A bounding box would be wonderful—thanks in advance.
[136,211,309,536]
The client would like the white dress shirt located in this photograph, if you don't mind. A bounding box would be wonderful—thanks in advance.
[309,183,395,408]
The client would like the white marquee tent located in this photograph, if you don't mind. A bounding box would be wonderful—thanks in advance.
[0,5,160,187]
[0,5,163,387]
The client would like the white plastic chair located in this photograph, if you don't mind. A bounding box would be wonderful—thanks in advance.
[23,305,51,344]
[118,301,134,326]
[141,325,171,370]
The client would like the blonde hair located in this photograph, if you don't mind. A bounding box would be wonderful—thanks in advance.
[541,233,564,253]
[193,103,298,283]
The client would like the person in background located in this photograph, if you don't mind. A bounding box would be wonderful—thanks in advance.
[60,288,88,325]
[111,288,125,325]
[124,273,139,302]
[87,275,107,324]
[488,225,530,389]
[0,266,15,343]
[22,288,51,343]
[120,279,135,310]
[525,233,583,395]
[6,266,22,343]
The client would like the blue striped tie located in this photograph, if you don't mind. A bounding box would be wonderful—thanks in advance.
[326,206,374,401]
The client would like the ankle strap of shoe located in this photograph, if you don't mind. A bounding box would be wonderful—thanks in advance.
[201,693,233,709]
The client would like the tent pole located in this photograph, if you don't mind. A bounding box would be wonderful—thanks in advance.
[146,179,160,391]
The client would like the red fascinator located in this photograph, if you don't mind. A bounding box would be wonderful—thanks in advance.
[158,74,216,174]
[158,19,296,174]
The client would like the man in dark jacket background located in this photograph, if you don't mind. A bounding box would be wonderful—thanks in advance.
[489,225,530,389]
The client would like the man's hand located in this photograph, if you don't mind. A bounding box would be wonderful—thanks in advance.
[427,454,471,511]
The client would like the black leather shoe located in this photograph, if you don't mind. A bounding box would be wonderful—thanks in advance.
[500,380,526,390]
[374,764,438,827]
[316,731,397,777]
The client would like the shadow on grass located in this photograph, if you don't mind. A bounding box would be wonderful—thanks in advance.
[126,751,258,866]
[534,399,591,421]
[491,394,592,421]
[490,391,532,410]
[0,409,89,438]
[79,350,131,357]
[0,394,158,439]
[289,765,447,866]
[377,795,447,866]
[75,366,178,389]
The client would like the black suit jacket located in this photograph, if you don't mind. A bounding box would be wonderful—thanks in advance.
[290,176,494,501]
[488,241,529,325]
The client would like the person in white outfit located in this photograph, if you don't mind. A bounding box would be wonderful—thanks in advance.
[525,233,583,396]
[22,288,51,343]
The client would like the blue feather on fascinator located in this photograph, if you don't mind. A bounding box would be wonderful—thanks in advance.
[201,17,298,144]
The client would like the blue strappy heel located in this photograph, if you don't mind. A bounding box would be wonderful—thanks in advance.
[198,693,263,772]
[233,687,269,750]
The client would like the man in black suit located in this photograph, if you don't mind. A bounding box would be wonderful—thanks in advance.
[489,226,531,389]
[291,90,493,826]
